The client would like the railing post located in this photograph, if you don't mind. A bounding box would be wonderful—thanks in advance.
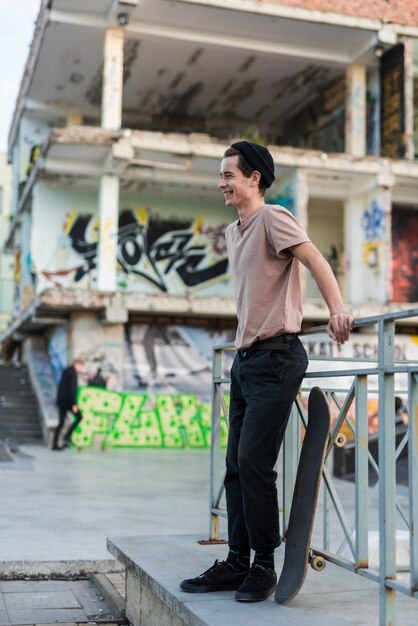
[355,374,369,569]
[209,347,223,540]
[408,372,418,591]
[377,319,396,625]
[323,392,331,551]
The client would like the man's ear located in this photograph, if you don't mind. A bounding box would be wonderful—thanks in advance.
[251,170,261,187]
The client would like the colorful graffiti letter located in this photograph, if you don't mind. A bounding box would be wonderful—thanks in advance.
[73,387,227,449]
[73,387,123,447]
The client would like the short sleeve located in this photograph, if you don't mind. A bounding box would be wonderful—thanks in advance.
[265,205,310,255]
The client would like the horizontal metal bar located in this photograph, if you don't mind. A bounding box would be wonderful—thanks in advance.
[213,378,231,384]
[307,356,418,364]
[385,578,414,595]
[384,366,418,374]
[215,365,416,378]
[213,342,235,351]
[305,368,379,377]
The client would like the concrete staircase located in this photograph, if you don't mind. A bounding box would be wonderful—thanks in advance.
[0,364,44,443]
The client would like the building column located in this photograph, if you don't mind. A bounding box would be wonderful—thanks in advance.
[403,37,414,160]
[97,174,119,291]
[98,28,124,291]
[101,27,124,130]
[344,174,393,305]
[345,64,367,157]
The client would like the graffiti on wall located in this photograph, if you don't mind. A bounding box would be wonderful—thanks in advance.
[47,326,68,383]
[77,342,121,390]
[123,324,235,399]
[266,184,296,215]
[361,198,385,268]
[41,208,229,294]
[71,387,229,449]
[392,207,418,302]
[265,170,301,216]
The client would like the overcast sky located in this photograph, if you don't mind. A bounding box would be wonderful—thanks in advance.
[0,0,41,154]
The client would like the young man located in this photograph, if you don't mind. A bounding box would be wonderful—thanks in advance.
[180,141,352,602]
[52,358,84,450]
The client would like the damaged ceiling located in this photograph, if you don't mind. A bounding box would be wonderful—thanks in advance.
[22,0,380,138]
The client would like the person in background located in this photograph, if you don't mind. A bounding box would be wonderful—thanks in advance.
[52,358,85,450]
[88,367,107,389]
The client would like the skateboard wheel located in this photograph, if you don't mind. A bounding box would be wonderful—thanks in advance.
[310,555,326,571]
[334,433,347,448]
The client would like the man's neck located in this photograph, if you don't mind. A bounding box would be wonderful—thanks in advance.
[237,197,265,223]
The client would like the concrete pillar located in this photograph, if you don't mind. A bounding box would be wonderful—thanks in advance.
[97,174,119,292]
[345,64,367,157]
[344,183,392,305]
[98,27,124,291]
[295,169,309,230]
[403,37,414,160]
[101,27,124,131]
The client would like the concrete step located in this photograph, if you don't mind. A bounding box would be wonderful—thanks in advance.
[0,419,44,427]
[0,424,43,432]
[107,534,418,626]
[0,365,43,443]
[0,429,43,441]
[0,404,40,410]
[0,397,40,403]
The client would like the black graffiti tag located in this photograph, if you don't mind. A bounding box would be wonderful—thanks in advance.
[68,209,229,291]
[68,215,98,281]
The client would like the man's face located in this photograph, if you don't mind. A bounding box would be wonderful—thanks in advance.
[218,155,255,207]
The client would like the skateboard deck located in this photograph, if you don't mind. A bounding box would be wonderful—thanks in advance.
[275,386,330,605]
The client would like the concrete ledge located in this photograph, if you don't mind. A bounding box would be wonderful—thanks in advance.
[93,573,126,619]
[0,559,123,579]
[108,534,418,626]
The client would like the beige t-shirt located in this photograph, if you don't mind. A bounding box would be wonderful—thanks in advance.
[225,204,310,349]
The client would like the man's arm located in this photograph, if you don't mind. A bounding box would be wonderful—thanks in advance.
[288,241,353,344]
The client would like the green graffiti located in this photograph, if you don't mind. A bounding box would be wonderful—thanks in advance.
[73,387,123,448]
[72,386,229,449]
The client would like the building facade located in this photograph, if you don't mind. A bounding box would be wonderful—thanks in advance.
[0,154,13,336]
[2,0,418,431]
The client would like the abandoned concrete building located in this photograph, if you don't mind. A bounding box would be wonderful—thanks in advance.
[2,0,418,440]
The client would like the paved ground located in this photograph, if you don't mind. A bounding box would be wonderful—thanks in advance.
[0,444,216,562]
[0,443,415,625]
[0,579,119,625]
[0,572,126,626]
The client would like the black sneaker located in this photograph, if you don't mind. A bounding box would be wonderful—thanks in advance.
[235,564,277,602]
[180,560,249,593]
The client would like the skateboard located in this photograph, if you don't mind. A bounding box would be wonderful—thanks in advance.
[275,386,331,605]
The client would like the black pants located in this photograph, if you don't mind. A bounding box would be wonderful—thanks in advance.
[52,406,83,448]
[225,337,308,552]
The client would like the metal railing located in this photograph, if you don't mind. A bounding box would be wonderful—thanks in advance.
[209,309,418,626]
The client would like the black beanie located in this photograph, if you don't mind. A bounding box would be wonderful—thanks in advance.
[231,141,275,188]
